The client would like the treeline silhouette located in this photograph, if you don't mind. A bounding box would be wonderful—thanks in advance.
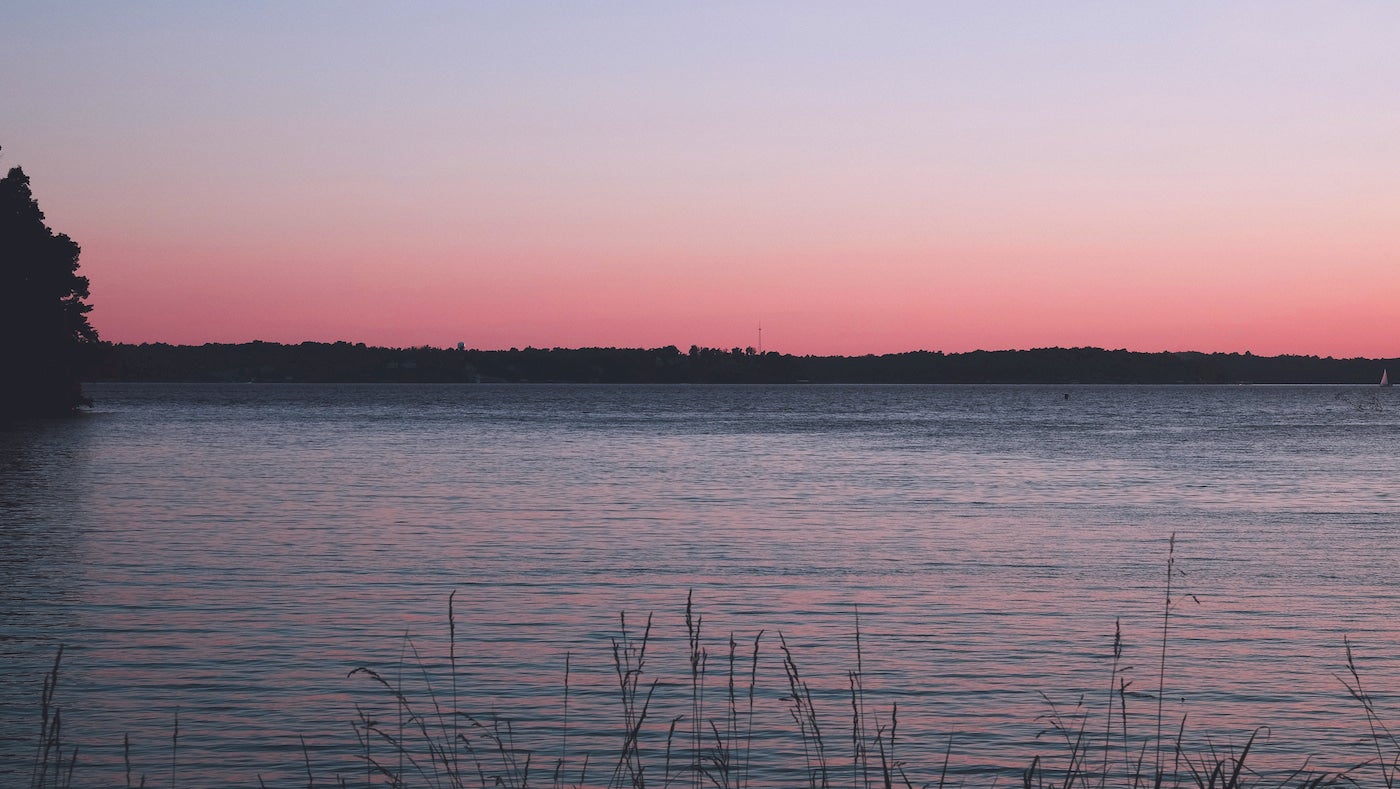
[93,341,1397,385]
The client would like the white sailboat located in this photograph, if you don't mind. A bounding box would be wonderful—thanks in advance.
[1383,369,1392,387]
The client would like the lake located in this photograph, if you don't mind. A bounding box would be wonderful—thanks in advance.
[3,383,1400,787]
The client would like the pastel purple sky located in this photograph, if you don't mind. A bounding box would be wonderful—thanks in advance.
[3,2,1397,356]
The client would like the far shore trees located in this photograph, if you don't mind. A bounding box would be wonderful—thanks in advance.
[1,146,101,415]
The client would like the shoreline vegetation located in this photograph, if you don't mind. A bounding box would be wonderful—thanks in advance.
[23,544,1400,788]
[93,342,1398,386]
[1,148,101,416]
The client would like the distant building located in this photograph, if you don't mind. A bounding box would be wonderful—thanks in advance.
[457,342,465,351]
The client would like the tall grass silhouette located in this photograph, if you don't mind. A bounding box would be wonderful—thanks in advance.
[21,540,1400,787]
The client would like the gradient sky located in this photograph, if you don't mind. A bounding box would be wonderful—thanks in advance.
[3,2,1397,356]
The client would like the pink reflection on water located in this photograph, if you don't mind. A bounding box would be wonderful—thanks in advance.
[9,384,1400,786]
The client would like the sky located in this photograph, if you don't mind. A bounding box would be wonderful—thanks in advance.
[2,2,1397,356]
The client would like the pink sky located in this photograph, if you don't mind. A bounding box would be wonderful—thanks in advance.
[4,3,1397,356]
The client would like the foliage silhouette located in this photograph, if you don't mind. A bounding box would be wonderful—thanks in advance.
[1,147,100,415]
[96,342,1398,385]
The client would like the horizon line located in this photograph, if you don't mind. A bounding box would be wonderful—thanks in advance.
[103,338,1400,362]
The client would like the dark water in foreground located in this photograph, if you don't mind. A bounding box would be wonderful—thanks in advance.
[3,383,1400,786]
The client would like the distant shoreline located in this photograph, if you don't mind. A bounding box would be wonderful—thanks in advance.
[92,341,1398,386]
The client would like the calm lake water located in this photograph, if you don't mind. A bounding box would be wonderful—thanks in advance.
[4,383,1400,787]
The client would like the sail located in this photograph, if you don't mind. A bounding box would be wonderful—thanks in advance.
[1383,369,1391,387]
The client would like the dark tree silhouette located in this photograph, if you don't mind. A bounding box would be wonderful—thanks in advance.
[1,148,101,415]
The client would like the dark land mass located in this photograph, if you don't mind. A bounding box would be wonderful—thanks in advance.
[93,341,1397,385]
